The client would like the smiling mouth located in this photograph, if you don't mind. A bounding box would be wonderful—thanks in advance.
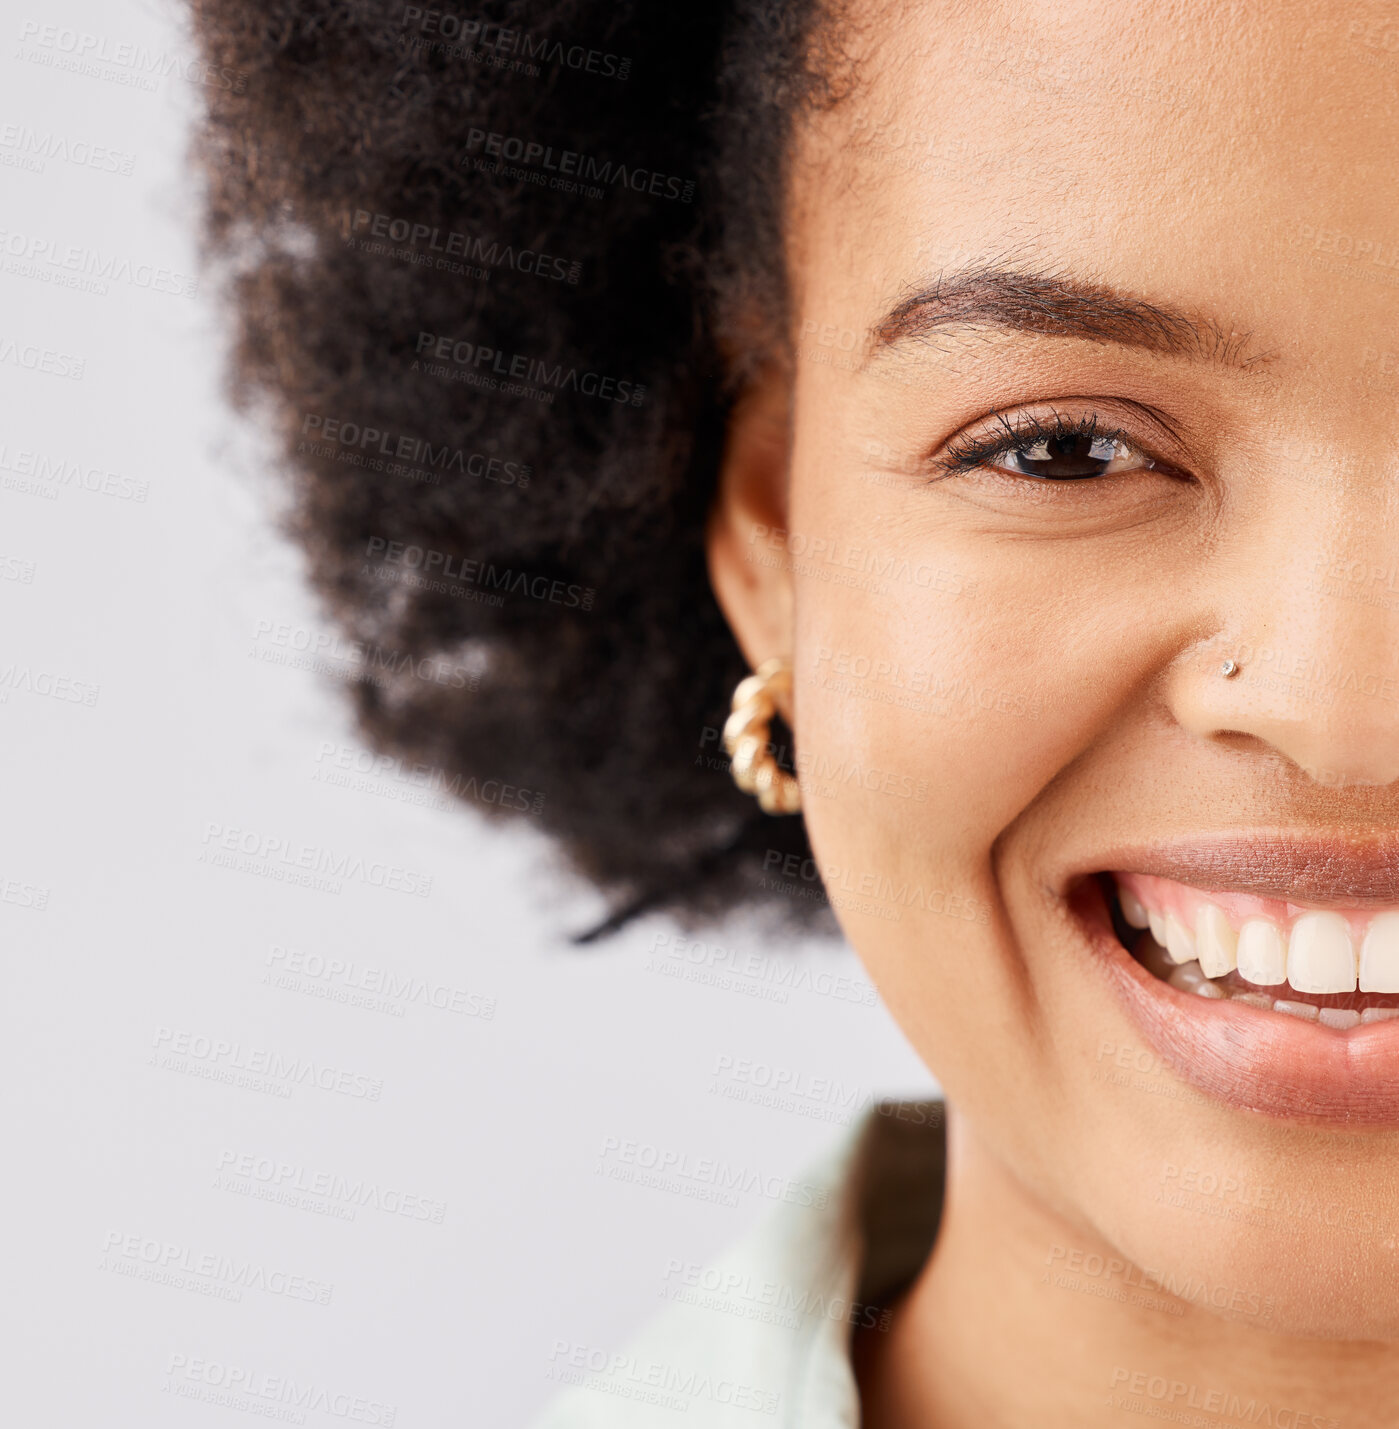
[1106,871,1399,1030]
[1062,840,1399,1121]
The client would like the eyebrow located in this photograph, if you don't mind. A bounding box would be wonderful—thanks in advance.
[869,266,1271,369]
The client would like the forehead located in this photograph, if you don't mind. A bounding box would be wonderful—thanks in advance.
[791,0,1399,352]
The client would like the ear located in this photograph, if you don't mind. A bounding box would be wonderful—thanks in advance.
[706,364,796,679]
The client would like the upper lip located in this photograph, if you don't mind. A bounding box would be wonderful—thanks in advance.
[1067,831,1399,905]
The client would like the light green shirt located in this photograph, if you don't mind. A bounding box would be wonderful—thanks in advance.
[532,1102,945,1428]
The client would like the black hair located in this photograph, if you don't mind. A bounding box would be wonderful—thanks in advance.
[189,0,846,933]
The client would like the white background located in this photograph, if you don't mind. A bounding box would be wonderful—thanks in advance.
[0,2,936,1423]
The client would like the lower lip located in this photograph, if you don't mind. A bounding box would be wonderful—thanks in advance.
[1073,879,1399,1126]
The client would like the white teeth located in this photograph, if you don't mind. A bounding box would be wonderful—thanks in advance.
[1274,999,1320,1022]
[1164,914,1197,966]
[1359,912,1399,994]
[1168,961,1207,992]
[1231,991,1273,1009]
[1136,932,1174,979]
[1194,904,1237,979]
[1236,918,1287,987]
[1126,888,1399,1027]
[1119,887,1150,929]
[1286,912,1357,995]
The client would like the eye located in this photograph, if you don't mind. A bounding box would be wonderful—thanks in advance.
[938,411,1167,483]
[988,429,1153,480]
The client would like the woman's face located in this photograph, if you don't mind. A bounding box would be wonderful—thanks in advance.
[710,0,1399,1336]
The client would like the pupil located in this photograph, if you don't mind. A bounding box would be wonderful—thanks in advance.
[1013,433,1118,480]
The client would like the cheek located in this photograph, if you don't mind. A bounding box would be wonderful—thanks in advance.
[790,545,1071,883]
[784,567,1028,1049]
[781,501,1139,1062]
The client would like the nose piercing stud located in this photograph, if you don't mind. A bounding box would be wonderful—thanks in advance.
[1220,659,1240,678]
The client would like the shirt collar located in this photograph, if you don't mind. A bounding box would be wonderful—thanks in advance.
[533,1101,946,1429]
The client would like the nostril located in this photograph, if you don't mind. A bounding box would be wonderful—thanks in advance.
[1201,729,1277,761]
[1211,730,1266,749]
[1200,732,1387,789]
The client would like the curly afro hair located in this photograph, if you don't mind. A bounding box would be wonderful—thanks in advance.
[189,0,848,935]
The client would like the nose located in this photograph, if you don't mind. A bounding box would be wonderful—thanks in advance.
[1169,530,1399,789]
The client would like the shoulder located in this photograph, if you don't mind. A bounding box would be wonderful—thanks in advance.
[530,1101,945,1429]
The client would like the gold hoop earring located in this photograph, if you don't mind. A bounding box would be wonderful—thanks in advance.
[723,657,801,815]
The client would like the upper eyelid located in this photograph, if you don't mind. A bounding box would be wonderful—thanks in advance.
[967,417,1140,461]
[959,410,1142,455]
[932,400,1190,474]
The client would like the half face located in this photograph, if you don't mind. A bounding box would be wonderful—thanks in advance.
[709,0,1399,1337]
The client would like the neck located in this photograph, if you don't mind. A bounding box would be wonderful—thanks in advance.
[855,1106,1399,1428]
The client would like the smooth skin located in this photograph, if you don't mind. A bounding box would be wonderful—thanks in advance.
[708,0,1399,1423]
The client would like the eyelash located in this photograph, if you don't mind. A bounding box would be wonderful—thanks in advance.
[935,410,1152,480]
